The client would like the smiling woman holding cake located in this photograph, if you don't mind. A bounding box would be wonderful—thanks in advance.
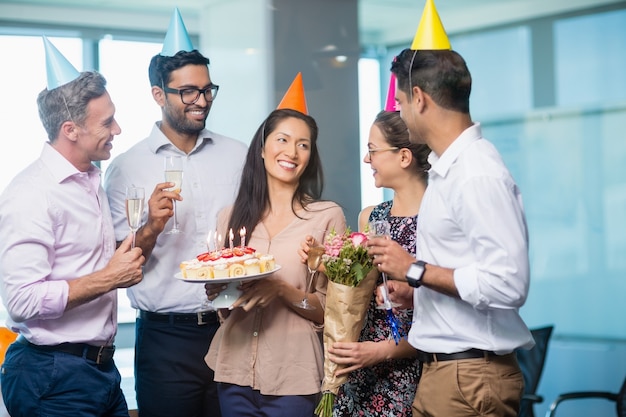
[204,73,346,417]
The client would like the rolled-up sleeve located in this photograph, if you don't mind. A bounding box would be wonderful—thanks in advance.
[454,175,530,310]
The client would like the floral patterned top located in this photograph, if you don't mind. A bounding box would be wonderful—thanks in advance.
[333,200,420,417]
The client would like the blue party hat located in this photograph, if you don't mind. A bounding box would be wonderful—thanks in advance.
[161,8,194,56]
[42,36,80,90]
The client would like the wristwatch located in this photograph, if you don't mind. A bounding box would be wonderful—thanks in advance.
[406,261,426,288]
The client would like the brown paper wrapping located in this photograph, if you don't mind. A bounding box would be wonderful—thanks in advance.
[320,270,378,394]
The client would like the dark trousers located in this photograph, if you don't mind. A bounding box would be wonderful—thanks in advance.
[135,314,221,417]
[217,382,318,417]
[1,341,128,417]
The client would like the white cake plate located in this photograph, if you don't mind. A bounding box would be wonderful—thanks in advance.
[175,265,281,309]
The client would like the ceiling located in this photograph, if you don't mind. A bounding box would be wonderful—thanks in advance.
[0,0,622,47]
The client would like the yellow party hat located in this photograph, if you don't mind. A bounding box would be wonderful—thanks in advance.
[410,0,451,50]
[277,72,308,115]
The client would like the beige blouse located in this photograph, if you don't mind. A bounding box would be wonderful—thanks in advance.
[205,200,346,396]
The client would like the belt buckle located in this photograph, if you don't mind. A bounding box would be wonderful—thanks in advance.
[197,312,207,326]
[96,346,115,365]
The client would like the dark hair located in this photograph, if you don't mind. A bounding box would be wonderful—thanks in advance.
[148,50,211,87]
[390,48,471,113]
[373,110,430,183]
[226,108,323,245]
[36,71,107,142]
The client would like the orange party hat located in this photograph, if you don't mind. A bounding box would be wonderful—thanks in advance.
[277,72,308,115]
[410,0,451,50]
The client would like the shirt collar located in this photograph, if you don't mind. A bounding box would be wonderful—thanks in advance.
[429,122,483,179]
[40,143,101,185]
[147,122,215,155]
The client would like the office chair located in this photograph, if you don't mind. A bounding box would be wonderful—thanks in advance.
[517,325,554,417]
[545,375,626,417]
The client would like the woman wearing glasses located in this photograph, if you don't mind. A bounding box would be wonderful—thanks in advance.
[328,110,430,417]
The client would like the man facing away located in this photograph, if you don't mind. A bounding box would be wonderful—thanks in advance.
[0,38,144,417]
[103,9,247,417]
[367,1,535,416]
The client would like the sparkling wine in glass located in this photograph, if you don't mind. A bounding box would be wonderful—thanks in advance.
[164,156,184,235]
[125,187,145,248]
[294,229,327,310]
[369,220,400,310]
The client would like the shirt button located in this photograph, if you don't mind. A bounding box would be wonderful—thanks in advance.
[253,332,258,337]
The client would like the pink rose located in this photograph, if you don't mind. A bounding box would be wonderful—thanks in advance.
[349,232,368,247]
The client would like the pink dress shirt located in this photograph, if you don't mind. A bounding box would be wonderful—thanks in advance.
[0,144,117,346]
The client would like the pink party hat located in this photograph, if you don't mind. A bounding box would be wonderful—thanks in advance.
[42,36,80,90]
[161,8,194,56]
[384,73,398,111]
[277,72,308,115]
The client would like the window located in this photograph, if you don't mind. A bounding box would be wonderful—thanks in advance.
[358,58,384,210]
[0,35,82,193]
[554,8,626,107]
[98,38,162,175]
[451,26,533,120]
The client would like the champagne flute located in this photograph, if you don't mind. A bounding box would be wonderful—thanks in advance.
[369,220,400,309]
[125,187,145,248]
[164,156,184,234]
[294,229,327,310]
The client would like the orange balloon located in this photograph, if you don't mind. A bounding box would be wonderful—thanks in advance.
[0,327,18,365]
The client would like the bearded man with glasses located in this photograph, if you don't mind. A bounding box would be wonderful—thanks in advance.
[104,32,247,417]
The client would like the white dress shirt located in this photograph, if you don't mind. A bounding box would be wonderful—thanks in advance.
[104,123,247,313]
[408,123,535,354]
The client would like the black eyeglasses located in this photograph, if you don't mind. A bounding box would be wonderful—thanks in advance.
[162,84,219,104]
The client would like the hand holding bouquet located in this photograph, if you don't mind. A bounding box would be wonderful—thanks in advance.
[315,229,376,417]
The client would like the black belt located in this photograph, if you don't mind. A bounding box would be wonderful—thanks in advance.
[138,310,219,326]
[417,348,496,363]
[16,335,115,365]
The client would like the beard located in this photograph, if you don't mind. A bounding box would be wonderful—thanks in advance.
[162,103,208,136]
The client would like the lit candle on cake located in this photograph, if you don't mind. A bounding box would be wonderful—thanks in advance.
[206,230,212,252]
[216,233,222,251]
[229,228,234,250]
[240,227,246,248]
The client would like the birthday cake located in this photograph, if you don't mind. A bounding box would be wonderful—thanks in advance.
[179,247,276,280]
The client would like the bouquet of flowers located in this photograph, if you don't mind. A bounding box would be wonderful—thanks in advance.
[315,228,376,417]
